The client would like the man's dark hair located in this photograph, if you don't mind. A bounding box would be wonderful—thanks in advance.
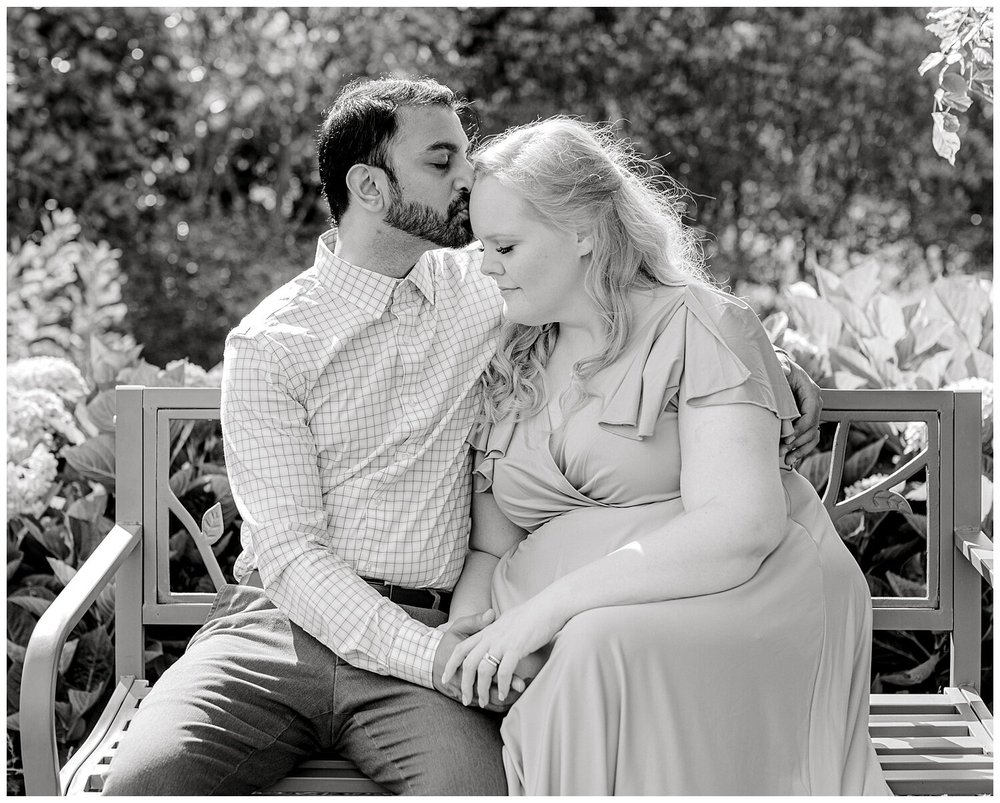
[317,76,469,224]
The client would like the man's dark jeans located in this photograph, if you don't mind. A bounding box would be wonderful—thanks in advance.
[102,584,506,795]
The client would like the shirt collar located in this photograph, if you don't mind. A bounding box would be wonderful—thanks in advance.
[313,230,437,319]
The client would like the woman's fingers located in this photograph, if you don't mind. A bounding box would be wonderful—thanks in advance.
[495,654,517,701]
[461,647,484,706]
[784,429,821,468]
[476,654,497,707]
[442,634,477,685]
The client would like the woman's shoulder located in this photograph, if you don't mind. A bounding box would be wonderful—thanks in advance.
[630,282,758,335]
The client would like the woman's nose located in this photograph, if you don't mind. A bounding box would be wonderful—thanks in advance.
[479,253,502,277]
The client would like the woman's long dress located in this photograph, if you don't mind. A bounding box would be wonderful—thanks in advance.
[471,283,891,795]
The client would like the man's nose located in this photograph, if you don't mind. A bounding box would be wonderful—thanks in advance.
[454,156,474,191]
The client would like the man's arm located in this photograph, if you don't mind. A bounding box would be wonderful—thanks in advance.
[222,332,444,688]
[773,347,823,467]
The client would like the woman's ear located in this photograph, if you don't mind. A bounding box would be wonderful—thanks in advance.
[345,164,387,213]
[576,232,595,258]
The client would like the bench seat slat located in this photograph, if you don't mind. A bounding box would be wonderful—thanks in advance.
[869,722,974,737]
[63,680,147,796]
[265,773,385,794]
[878,753,995,769]
[883,769,994,795]
[872,736,988,755]
[279,759,369,773]
[870,713,969,723]
[871,689,965,705]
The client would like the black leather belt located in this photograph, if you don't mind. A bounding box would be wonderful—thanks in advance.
[243,570,450,613]
[363,579,451,613]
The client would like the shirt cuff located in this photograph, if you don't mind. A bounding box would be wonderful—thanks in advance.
[388,617,445,689]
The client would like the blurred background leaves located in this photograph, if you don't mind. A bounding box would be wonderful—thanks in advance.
[7,7,991,369]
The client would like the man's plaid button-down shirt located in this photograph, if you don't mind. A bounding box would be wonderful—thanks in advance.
[222,232,500,688]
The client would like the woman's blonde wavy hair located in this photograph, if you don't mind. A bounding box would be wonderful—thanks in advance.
[475,117,712,424]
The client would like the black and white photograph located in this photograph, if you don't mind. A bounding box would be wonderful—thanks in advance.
[6,5,993,796]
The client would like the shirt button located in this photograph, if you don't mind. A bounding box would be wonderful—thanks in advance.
[371,495,384,507]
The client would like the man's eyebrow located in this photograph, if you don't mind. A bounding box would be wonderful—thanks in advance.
[423,141,473,157]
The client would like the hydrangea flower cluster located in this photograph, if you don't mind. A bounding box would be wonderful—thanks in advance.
[7,387,85,461]
[7,357,92,521]
[7,356,89,405]
[7,443,58,518]
[163,358,223,388]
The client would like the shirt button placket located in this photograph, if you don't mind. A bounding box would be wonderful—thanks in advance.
[393,283,422,393]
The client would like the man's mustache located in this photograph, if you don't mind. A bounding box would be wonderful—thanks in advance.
[449,192,470,218]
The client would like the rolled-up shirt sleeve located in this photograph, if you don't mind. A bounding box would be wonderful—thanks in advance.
[221,331,443,688]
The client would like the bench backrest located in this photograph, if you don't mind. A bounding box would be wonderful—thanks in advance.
[111,385,984,690]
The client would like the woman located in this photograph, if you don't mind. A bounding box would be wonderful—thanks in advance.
[442,118,890,795]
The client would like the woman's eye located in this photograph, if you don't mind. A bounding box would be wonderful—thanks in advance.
[431,161,450,171]
[496,245,514,255]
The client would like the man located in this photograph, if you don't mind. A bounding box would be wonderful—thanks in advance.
[104,76,822,795]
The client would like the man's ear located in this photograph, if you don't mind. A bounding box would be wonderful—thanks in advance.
[345,164,389,213]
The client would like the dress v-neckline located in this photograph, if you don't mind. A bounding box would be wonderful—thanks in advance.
[523,405,607,508]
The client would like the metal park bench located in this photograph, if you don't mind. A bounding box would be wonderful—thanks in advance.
[20,386,994,795]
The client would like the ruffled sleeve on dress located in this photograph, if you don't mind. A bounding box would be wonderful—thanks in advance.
[468,416,516,493]
[598,284,799,441]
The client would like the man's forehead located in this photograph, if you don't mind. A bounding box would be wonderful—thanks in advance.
[392,105,469,153]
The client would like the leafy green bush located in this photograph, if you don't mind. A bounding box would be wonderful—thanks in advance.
[764,266,993,702]
[7,208,131,371]
[6,217,237,795]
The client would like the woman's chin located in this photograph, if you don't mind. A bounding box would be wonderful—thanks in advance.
[501,299,544,327]
[501,300,524,323]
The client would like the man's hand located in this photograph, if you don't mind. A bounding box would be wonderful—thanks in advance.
[776,350,823,468]
[433,610,525,712]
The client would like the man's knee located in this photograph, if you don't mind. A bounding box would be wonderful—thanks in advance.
[403,731,508,795]
[341,686,506,795]
[103,735,217,795]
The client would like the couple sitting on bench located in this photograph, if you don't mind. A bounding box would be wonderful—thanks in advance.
[103,76,890,796]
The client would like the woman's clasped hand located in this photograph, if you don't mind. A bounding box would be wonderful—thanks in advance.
[442,599,563,707]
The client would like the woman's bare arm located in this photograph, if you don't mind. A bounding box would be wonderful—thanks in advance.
[448,489,527,622]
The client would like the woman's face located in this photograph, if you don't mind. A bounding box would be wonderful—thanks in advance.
[469,174,592,327]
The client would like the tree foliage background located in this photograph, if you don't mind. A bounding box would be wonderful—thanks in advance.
[8,6,992,369]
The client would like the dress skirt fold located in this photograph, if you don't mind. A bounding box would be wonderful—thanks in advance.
[495,473,887,795]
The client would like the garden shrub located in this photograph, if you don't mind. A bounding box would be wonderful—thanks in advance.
[765,265,993,704]
[6,217,239,795]
[7,208,131,372]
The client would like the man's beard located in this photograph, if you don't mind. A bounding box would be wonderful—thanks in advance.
[383,188,473,249]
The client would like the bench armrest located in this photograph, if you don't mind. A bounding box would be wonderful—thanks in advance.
[956,526,994,587]
[20,522,142,796]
